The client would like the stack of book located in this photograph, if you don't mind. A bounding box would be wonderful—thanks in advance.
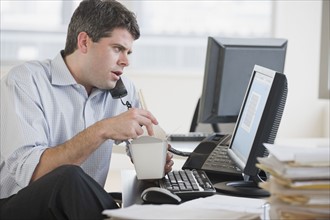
[257,143,330,220]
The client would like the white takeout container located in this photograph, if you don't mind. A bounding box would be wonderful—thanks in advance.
[129,136,167,180]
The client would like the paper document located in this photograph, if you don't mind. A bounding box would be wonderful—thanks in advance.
[263,143,330,165]
[257,156,330,179]
[258,142,330,220]
[103,194,266,220]
[103,204,261,220]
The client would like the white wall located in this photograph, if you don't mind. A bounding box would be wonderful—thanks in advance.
[127,0,329,138]
[128,73,204,134]
[273,1,329,138]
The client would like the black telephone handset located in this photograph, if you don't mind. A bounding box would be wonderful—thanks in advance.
[110,78,132,109]
[110,78,128,99]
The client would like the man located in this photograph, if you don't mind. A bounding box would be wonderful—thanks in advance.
[0,0,174,219]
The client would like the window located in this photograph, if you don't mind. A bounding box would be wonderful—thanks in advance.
[1,1,62,30]
[124,1,272,75]
[0,0,79,73]
[0,1,80,30]
[136,1,271,37]
[1,1,273,76]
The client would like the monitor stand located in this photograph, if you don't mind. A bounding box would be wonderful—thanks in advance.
[189,98,220,133]
[189,98,201,132]
[213,180,270,198]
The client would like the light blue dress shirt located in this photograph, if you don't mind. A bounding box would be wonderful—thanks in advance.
[0,52,139,198]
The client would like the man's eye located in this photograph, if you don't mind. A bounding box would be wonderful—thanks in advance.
[113,47,121,53]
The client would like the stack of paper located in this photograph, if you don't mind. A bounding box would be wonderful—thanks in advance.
[257,143,330,220]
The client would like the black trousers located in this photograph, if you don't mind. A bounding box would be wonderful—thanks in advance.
[0,165,119,220]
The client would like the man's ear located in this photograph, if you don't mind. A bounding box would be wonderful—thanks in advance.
[77,32,89,53]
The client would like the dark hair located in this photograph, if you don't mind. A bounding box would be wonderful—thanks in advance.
[63,0,140,56]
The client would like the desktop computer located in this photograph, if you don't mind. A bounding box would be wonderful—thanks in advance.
[165,65,288,198]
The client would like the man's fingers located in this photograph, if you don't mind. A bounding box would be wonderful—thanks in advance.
[135,108,158,125]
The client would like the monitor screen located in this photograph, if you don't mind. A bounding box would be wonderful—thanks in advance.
[197,37,287,129]
[229,67,277,170]
[214,65,288,197]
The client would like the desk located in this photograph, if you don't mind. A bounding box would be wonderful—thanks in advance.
[121,170,151,207]
[121,169,243,208]
[116,170,268,220]
[106,141,271,219]
[105,138,329,219]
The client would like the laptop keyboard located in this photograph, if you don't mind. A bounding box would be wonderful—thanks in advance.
[159,169,216,201]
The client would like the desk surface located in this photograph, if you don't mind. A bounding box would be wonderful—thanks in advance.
[121,170,149,207]
[106,184,267,220]
[121,170,244,208]
[121,170,269,220]
[114,138,329,219]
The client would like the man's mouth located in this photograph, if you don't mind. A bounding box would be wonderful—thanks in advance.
[112,71,123,76]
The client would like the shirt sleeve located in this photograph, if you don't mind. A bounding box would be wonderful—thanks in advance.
[1,66,50,188]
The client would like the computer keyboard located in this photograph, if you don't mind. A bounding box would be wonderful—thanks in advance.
[167,132,212,142]
[158,169,216,201]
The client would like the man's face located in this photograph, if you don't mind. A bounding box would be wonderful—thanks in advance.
[81,28,134,92]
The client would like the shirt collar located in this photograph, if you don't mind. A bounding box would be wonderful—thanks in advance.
[50,51,105,98]
[50,51,78,86]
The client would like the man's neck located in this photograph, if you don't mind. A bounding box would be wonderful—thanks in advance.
[63,52,93,95]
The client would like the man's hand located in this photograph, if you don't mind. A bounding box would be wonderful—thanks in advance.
[101,108,159,141]
[165,144,174,173]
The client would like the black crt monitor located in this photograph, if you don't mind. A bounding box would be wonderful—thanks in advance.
[213,65,288,197]
[190,37,287,132]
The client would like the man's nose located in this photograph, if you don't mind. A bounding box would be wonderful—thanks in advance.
[118,53,129,67]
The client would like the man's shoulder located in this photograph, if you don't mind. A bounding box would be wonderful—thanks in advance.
[5,59,52,84]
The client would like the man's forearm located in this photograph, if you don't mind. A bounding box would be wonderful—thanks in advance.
[30,122,107,182]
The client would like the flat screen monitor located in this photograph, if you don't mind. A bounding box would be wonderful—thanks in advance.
[213,65,288,197]
[193,37,287,132]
